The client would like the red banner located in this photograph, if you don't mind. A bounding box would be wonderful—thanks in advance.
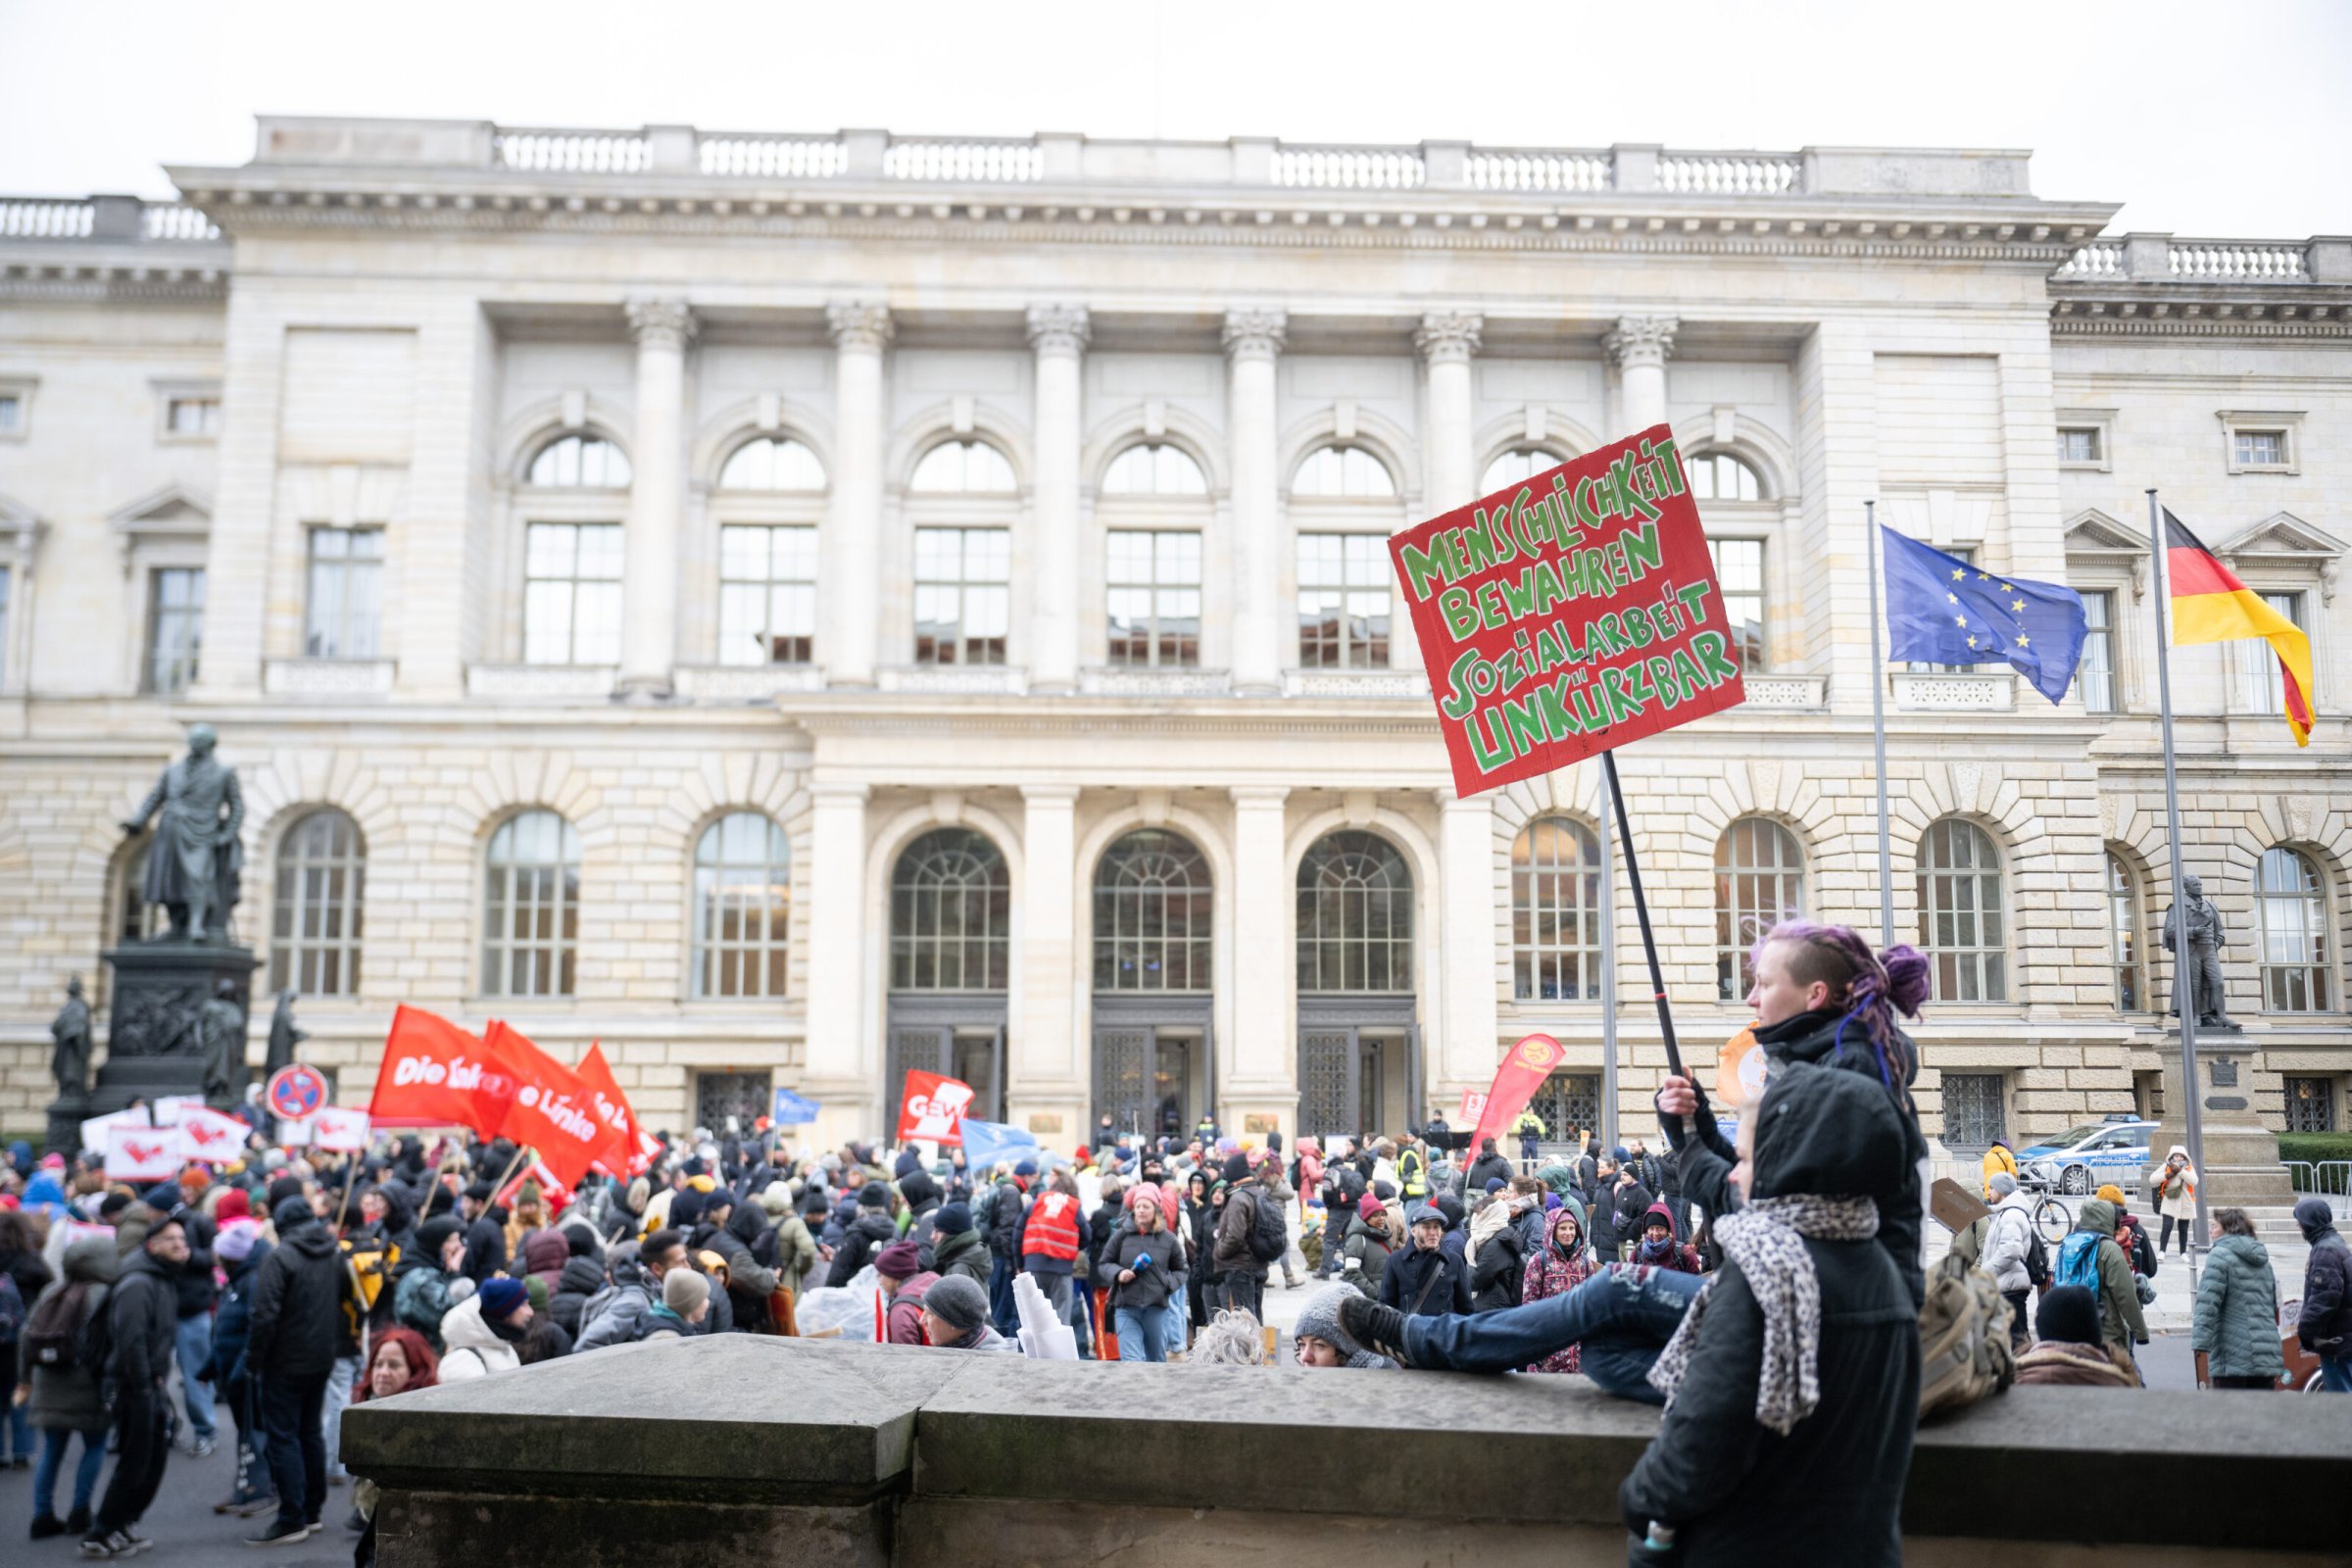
[1389,426,1745,797]
[896,1070,976,1146]
[1466,1034,1565,1163]
[367,1005,514,1135]
[574,1042,652,1178]
[482,1022,608,1190]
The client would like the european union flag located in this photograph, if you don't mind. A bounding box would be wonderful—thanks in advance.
[1880,527,2086,706]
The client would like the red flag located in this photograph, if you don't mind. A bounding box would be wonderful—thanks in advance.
[1466,1033,1566,1164]
[496,1156,572,1215]
[368,1005,514,1135]
[573,1042,648,1177]
[482,1022,609,1190]
[896,1070,975,1146]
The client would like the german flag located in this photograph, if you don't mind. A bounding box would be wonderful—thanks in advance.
[2164,510,2314,745]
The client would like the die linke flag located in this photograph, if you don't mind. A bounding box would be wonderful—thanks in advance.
[2165,510,2315,745]
[1466,1034,1567,1165]
[897,1070,976,1146]
[1880,526,2087,706]
[574,1042,652,1177]
[481,1022,609,1189]
[368,1004,514,1134]
[1389,426,1746,796]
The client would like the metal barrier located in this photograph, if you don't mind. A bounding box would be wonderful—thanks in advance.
[2282,1159,2352,1197]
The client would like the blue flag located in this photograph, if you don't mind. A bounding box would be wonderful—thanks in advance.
[957,1118,1039,1170]
[1880,527,2086,706]
[770,1089,822,1126]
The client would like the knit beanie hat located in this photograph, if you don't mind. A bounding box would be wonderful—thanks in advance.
[477,1277,528,1322]
[216,1217,262,1262]
[857,1184,891,1209]
[1294,1285,1374,1360]
[1011,1160,1038,1179]
[662,1268,710,1315]
[874,1240,922,1279]
[1356,1194,1385,1222]
[759,1184,793,1216]
[565,1225,601,1257]
[2095,1184,2127,1206]
[524,1275,551,1313]
[923,1273,988,1334]
[214,1188,251,1225]
[1987,1172,2019,1199]
[1483,1177,1506,1194]
[1222,1152,1251,1185]
[2035,1284,2101,1347]
[932,1200,973,1237]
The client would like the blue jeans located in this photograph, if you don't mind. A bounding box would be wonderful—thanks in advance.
[35,1426,108,1518]
[174,1312,217,1442]
[1114,1305,1170,1362]
[987,1254,1017,1337]
[1399,1262,1705,1402]
[3,1391,28,1460]
[2321,1355,2352,1394]
[322,1352,360,1478]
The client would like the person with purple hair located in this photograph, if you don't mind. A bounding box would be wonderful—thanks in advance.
[1661,919,1934,1308]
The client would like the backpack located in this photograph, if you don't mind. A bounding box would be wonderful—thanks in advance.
[23,1281,90,1371]
[1918,1253,2016,1418]
[2054,1231,2103,1310]
[0,1272,24,1347]
[1241,1188,1288,1264]
[2019,1220,2051,1290]
[341,1237,399,1339]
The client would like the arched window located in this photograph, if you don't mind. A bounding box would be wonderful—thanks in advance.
[526,433,631,488]
[1917,818,2006,1002]
[1480,447,1569,494]
[2106,851,2141,1010]
[1093,829,1211,991]
[891,828,1010,991]
[1716,818,1805,1002]
[1102,443,1207,496]
[717,436,825,492]
[483,810,580,998]
[1687,451,1762,503]
[1298,830,1413,993]
[115,837,168,944]
[1290,444,1396,499]
[2258,847,2330,1012]
[1511,817,1603,1002]
[692,812,791,999]
[271,808,365,995]
[909,439,1017,494]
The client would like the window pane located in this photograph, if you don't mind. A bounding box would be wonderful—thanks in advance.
[1480,448,1567,494]
[1094,829,1212,990]
[1298,830,1412,993]
[913,528,1011,664]
[1917,819,2007,1003]
[1715,819,1806,1001]
[910,440,1016,493]
[1511,818,1601,1001]
[1291,445,1396,499]
[891,828,1010,991]
[523,522,623,664]
[717,437,825,492]
[1297,533,1392,668]
[1102,443,1207,496]
[527,434,631,488]
[270,809,365,995]
[484,809,580,997]
[693,811,791,998]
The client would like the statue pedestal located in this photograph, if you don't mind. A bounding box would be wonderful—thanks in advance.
[2152,1038,2292,1206]
[90,941,261,1114]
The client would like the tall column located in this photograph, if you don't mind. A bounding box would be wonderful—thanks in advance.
[616,296,694,700]
[1016,786,1081,1129]
[1026,305,1089,692]
[823,301,892,687]
[190,290,284,701]
[1604,315,1679,436]
[804,781,872,1148]
[1223,309,1287,695]
[1410,312,1483,678]
[1438,790,1501,1106]
[1227,786,1292,1123]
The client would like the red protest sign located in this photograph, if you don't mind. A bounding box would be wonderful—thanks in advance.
[573,1042,649,1177]
[1389,425,1745,796]
[897,1070,975,1146]
[368,1004,514,1136]
[482,1022,608,1190]
[1466,1033,1566,1162]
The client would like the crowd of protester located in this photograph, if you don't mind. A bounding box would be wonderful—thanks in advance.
[3,921,2347,1561]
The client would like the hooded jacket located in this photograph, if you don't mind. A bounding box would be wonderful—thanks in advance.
[105,1243,180,1400]
[1619,1063,1920,1568]
[392,1215,466,1348]
[1631,1200,1703,1273]
[1979,1190,2037,1295]
[202,1233,272,1387]
[1341,1213,1391,1300]
[2190,1232,2285,1382]
[436,1293,522,1380]
[767,1209,820,1298]
[520,1228,569,1292]
[2295,1200,2350,1353]
[827,1206,900,1288]
[573,1250,657,1352]
[1466,1199,1529,1312]
[247,1216,346,1379]
[2071,1200,2148,1353]
[27,1239,115,1432]
[550,1252,609,1337]
[1519,1203,1594,1374]
[930,1226,990,1287]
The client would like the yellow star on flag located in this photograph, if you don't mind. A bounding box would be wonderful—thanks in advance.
[2016,634,2030,648]
[1947,592,1959,604]
[2001,584,2015,594]
[1977,571,1990,581]
[1966,635,1979,649]
[1954,614,1968,628]
[2010,599,2025,612]
[1951,568,1966,581]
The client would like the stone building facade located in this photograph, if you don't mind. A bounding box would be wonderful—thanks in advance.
[0,120,2346,1153]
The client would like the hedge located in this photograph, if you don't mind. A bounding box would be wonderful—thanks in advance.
[2278,1132,2352,1167]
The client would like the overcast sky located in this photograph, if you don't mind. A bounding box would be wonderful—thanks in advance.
[3,0,2347,235]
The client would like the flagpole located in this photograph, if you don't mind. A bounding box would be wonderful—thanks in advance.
[1864,501,1895,949]
[2145,490,2209,1257]
[1598,764,1619,1156]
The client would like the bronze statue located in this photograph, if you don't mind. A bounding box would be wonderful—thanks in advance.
[265,990,307,1078]
[197,976,246,1106]
[120,722,244,944]
[50,975,92,1099]
[2161,873,2237,1031]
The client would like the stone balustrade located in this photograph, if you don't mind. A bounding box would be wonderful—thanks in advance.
[0,195,219,243]
[342,1335,2352,1568]
[2057,231,2352,285]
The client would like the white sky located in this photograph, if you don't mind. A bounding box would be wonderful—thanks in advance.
[3,0,2347,236]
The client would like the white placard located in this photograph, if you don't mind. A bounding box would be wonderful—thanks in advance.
[105,1121,182,1181]
[81,1106,150,1157]
[176,1104,249,1164]
[314,1105,371,1152]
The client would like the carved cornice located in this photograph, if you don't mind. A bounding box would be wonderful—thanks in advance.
[825,299,893,351]
[1221,307,1287,362]
[1603,314,1679,368]
[1024,303,1090,355]
[1414,311,1484,365]
[623,294,695,347]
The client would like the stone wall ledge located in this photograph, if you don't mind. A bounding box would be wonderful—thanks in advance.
[343,1335,2351,1564]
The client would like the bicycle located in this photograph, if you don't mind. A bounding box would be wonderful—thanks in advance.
[2030,1193,2073,1246]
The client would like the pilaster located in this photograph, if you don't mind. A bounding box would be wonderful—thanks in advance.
[1412,311,1483,678]
[615,295,694,701]
[824,301,892,687]
[1026,305,1089,693]
[191,288,285,701]
[804,780,873,1148]
[1438,789,1500,1103]
[1223,309,1287,696]
[1227,786,1292,1120]
[1014,786,1081,1128]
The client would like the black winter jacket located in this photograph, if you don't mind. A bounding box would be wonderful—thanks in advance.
[1623,1064,1920,1568]
[461,1208,510,1284]
[169,1206,218,1319]
[2298,1229,2351,1353]
[986,1181,1026,1261]
[247,1223,346,1379]
[550,1254,608,1338]
[1380,1240,1470,1317]
[201,1241,271,1386]
[826,1210,899,1288]
[1607,1178,1656,1250]
[1464,1152,1515,1193]
[1468,1224,1526,1313]
[106,1248,179,1401]
[1095,1228,1176,1312]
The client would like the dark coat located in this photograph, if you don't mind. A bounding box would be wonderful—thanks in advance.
[26,1240,113,1433]
[827,1209,898,1288]
[461,1208,509,1284]
[550,1254,608,1338]
[2298,1228,2351,1353]
[247,1222,346,1379]
[1621,1063,1919,1568]
[1342,1216,1392,1299]
[1380,1239,1470,1317]
[986,1181,1027,1260]
[201,1239,272,1386]
[1469,1222,1527,1313]
[1606,1177,1656,1250]
[105,1247,179,1401]
[1183,1194,1217,1283]
[170,1205,219,1319]
[1095,1226,1176,1312]
[928,1227,990,1287]
[1464,1152,1515,1192]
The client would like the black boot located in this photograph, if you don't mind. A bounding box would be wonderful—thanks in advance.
[1337,1293,1413,1366]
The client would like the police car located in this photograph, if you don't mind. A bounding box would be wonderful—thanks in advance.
[2018,1117,2157,1196]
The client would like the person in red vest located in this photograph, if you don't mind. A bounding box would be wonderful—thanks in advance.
[1019,1171,1087,1351]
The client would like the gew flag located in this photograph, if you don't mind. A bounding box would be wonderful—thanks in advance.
[1881,528,2086,706]
[2164,510,2314,746]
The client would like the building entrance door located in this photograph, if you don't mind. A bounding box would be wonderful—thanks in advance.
[1297,999,1420,1143]
[886,996,1007,1122]
[1091,995,1211,1142]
